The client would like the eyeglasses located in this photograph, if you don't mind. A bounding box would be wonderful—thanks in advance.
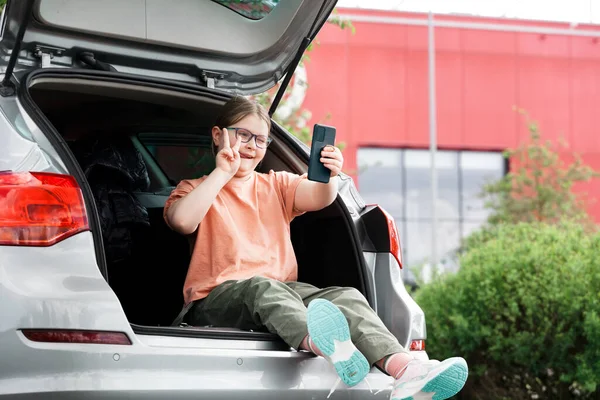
[227,127,273,149]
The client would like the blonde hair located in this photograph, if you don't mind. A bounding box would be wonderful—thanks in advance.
[212,96,271,155]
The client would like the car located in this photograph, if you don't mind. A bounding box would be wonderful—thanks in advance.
[0,0,428,398]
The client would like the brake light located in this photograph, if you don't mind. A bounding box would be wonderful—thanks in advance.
[377,206,403,269]
[0,171,89,246]
[410,339,425,351]
[22,329,131,345]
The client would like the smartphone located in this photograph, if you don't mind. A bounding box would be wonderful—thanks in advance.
[308,124,337,184]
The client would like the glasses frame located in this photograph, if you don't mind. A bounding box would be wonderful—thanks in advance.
[227,127,273,149]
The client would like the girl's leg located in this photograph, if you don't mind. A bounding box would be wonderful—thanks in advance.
[287,282,413,378]
[288,282,469,399]
[188,276,309,350]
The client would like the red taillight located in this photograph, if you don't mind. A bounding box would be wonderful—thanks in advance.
[21,329,131,345]
[410,339,425,351]
[377,206,403,269]
[0,171,89,246]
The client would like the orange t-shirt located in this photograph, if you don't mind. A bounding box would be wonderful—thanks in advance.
[163,170,307,305]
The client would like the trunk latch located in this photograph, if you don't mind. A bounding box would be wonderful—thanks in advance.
[201,71,225,89]
[33,45,66,68]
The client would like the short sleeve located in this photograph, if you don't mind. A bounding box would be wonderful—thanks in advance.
[163,178,205,229]
[272,170,308,222]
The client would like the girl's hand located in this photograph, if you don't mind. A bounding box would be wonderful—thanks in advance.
[215,128,241,177]
[320,145,343,177]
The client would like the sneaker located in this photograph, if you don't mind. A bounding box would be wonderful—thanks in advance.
[306,299,370,387]
[390,357,468,400]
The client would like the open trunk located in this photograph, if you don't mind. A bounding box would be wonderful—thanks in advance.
[23,70,367,333]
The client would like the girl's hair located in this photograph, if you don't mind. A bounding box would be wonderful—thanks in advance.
[212,96,271,155]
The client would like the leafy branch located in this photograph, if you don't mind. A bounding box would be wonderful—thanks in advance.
[481,107,599,231]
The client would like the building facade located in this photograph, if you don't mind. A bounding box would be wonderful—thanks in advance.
[301,8,600,268]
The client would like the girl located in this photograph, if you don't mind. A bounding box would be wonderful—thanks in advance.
[164,96,468,399]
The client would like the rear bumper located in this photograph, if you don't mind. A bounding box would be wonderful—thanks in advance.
[0,330,415,399]
[0,289,413,394]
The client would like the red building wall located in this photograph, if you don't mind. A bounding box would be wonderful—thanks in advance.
[302,8,600,221]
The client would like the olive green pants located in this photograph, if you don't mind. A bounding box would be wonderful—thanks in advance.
[187,276,407,365]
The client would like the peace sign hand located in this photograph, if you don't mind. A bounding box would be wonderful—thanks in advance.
[215,128,241,177]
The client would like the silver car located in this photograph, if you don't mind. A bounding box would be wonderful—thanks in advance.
[0,0,428,398]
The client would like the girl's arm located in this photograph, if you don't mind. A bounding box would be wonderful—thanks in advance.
[166,128,241,235]
[165,168,232,235]
[294,145,343,212]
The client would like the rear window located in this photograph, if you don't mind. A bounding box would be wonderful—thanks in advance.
[212,0,279,20]
[138,133,216,184]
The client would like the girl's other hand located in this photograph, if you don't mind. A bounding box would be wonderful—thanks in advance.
[320,145,343,177]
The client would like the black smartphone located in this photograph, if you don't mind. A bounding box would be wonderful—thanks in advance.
[308,124,337,184]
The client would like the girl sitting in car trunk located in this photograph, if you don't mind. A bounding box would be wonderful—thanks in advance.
[163,96,468,400]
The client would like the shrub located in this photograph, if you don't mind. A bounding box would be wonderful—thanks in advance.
[415,222,600,399]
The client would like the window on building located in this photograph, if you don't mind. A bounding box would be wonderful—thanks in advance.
[357,148,505,269]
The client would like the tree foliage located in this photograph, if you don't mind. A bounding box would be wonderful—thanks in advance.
[482,108,599,229]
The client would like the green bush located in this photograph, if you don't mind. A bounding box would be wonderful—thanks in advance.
[415,222,600,399]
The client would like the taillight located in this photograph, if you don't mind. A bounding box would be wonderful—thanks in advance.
[410,339,425,351]
[0,171,89,246]
[21,329,131,345]
[377,206,403,269]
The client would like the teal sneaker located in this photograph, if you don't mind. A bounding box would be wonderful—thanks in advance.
[390,357,468,400]
[306,299,370,388]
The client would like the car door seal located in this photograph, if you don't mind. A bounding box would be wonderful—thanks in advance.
[131,323,288,346]
[17,70,110,280]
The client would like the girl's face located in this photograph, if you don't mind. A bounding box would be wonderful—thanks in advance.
[213,113,270,177]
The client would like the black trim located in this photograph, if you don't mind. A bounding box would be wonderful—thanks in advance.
[337,198,374,305]
[130,324,288,345]
[18,72,108,279]
[269,0,334,116]
[25,67,232,100]
[360,206,392,253]
[78,52,118,72]
[269,36,311,116]
[0,0,35,96]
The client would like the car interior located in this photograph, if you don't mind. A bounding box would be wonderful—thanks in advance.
[27,76,367,329]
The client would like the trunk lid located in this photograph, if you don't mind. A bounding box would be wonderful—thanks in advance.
[0,0,336,94]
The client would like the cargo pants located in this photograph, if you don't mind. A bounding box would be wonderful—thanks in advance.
[186,276,407,365]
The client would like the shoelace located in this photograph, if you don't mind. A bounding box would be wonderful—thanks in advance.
[372,360,416,397]
[326,360,420,398]
[326,377,375,398]
[325,358,421,398]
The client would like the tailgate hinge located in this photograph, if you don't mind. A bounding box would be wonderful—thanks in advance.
[33,45,65,68]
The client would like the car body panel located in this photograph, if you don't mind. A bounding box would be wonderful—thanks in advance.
[0,0,337,94]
